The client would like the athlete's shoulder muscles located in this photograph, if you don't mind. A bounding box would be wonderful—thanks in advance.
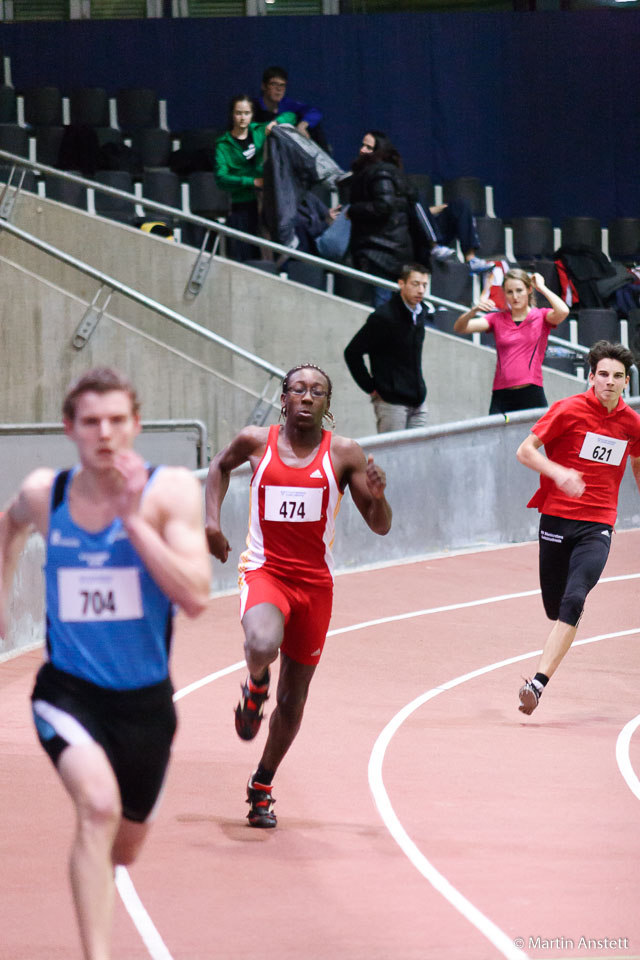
[216,425,270,471]
[6,468,56,534]
[329,435,366,486]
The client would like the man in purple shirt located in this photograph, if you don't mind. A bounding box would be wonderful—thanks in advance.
[253,65,329,152]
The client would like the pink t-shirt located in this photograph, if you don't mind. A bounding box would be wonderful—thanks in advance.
[485,307,553,390]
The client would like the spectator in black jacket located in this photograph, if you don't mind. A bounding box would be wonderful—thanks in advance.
[344,263,430,433]
[347,131,416,307]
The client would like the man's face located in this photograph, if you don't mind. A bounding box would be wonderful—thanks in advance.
[398,272,429,308]
[282,368,330,431]
[359,133,376,156]
[262,76,287,106]
[64,390,140,470]
[589,358,628,409]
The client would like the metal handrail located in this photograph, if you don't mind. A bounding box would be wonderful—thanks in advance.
[0,147,461,307]
[0,148,605,376]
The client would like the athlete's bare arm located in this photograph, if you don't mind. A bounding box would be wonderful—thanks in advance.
[631,456,640,497]
[516,432,585,498]
[114,452,211,617]
[205,426,269,563]
[0,469,55,638]
[331,436,392,535]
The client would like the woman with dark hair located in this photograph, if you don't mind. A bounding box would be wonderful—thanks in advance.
[347,130,416,306]
[454,268,569,414]
[215,94,295,260]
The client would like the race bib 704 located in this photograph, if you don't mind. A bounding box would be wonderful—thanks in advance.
[578,431,627,466]
[58,567,143,622]
[263,486,323,522]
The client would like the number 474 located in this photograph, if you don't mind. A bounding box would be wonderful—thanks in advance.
[279,501,306,519]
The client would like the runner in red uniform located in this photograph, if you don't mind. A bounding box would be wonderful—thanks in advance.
[205,364,391,826]
[516,341,640,715]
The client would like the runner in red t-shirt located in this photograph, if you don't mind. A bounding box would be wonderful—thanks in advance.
[205,364,392,826]
[515,340,640,715]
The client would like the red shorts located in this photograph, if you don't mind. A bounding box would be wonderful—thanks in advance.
[239,568,333,666]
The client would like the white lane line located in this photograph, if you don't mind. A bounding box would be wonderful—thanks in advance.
[368,627,640,960]
[116,575,640,960]
[115,867,176,960]
[616,714,640,801]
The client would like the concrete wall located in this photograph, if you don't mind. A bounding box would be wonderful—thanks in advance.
[0,190,580,453]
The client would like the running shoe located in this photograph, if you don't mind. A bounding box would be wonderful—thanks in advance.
[518,678,540,715]
[235,669,270,740]
[246,775,277,828]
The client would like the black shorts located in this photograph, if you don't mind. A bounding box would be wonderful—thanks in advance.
[31,662,177,823]
[490,384,547,415]
[538,514,613,626]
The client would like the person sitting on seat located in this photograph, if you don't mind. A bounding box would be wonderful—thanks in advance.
[253,66,329,152]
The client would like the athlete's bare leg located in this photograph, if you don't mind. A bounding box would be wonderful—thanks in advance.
[57,742,123,960]
[259,652,316,774]
[537,619,578,680]
[241,602,284,680]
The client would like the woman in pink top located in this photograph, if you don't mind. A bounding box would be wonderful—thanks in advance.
[454,268,569,415]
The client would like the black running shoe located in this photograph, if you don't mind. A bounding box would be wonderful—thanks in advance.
[246,776,277,828]
[518,678,540,715]
[235,670,270,741]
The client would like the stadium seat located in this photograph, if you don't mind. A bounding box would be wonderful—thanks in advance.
[34,125,65,166]
[406,173,434,206]
[0,84,17,123]
[23,85,62,127]
[0,165,37,192]
[430,259,472,305]
[332,273,374,306]
[186,171,230,218]
[43,172,88,210]
[116,87,159,132]
[607,218,640,263]
[286,259,326,290]
[443,176,485,216]
[93,169,136,223]
[131,128,171,170]
[560,217,602,251]
[516,258,561,295]
[511,217,554,259]
[627,308,640,363]
[576,308,619,348]
[0,123,29,158]
[475,216,506,259]
[69,87,109,127]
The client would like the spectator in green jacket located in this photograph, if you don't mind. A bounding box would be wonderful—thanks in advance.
[215,94,295,261]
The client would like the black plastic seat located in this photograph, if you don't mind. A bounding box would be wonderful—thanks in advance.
[576,308,620,348]
[243,260,279,274]
[429,308,460,335]
[93,169,136,223]
[177,128,219,154]
[627,308,640,362]
[34,125,65,167]
[23,85,62,127]
[0,84,17,123]
[142,168,181,209]
[511,217,554,259]
[475,216,506,259]
[608,218,640,263]
[443,176,485,216]
[44,172,88,210]
[116,88,159,132]
[0,165,37,192]
[406,173,434,206]
[332,273,374,306]
[187,171,230,218]
[515,258,561,296]
[131,128,171,170]
[430,259,473,305]
[286,259,326,290]
[560,217,602,250]
[95,127,124,148]
[0,123,29,158]
[69,87,109,127]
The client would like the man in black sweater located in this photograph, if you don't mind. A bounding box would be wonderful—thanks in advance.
[344,263,430,433]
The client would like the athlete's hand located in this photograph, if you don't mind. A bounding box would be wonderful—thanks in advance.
[554,466,585,498]
[366,455,387,499]
[112,450,148,519]
[206,527,231,562]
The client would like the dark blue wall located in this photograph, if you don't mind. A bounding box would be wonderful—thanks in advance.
[1,11,638,224]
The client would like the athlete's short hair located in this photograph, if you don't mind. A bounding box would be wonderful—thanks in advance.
[62,367,140,421]
[588,340,634,376]
[399,263,430,281]
[282,363,332,401]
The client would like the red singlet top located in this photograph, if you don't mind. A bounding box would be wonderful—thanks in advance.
[527,388,640,525]
[238,425,342,587]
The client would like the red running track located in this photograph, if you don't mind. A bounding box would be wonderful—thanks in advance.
[2,532,639,960]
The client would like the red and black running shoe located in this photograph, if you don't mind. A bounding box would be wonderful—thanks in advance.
[246,775,277,828]
[235,670,270,740]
